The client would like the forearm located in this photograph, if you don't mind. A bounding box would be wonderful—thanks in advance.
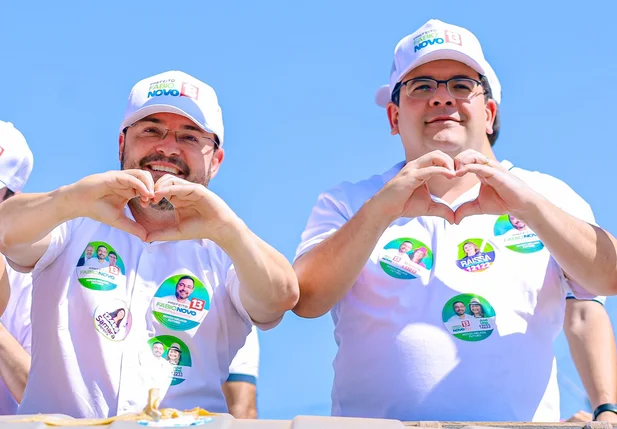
[222,381,257,419]
[524,197,617,295]
[217,219,299,325]
[0,323,30,403]
[293,197,393,318]
[0,187,76,268]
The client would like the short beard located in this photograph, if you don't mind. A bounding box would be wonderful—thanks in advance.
[121,150,215,211]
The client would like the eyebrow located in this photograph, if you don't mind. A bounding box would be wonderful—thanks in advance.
[411,74,476,80]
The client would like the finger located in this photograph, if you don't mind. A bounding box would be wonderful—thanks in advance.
[411,150,455,170]
[412,166,456,182]
[110,174,154,200]
[454,163,499,180]
[454,200,483,224]
[154,185,206,203]
[146,227,182,243]
[154,174,190,191]
[123,169,155,192]
[426,201,455,224]
[110,216,148,241]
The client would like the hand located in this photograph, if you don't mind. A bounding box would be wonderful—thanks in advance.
[146,175,240,243]
[374,150,456,223]
[565,410,593,422]
[452,149,543,224]
[67,169,155,240]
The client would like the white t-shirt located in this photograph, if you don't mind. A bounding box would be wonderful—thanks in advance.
[17,208,272,418]
[227,326,259,384]
[295,160,599,422]
[0,259,32,415]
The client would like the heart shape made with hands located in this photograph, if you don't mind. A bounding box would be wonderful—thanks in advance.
[410,150,529,225]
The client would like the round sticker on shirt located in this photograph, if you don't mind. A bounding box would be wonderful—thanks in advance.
[378,237,433,280]
[442,294,496,342]
[145,336,192,386]
[151,274,211,331]
[93,299,132,341]
[76,241,126,291]
[493,214,544,254]
[456,239,496,273]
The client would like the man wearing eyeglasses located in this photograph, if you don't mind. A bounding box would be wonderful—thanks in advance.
[293,19,617,422]
[0,70,299,418]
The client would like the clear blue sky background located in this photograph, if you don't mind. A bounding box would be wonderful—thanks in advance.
[1,0,616,420]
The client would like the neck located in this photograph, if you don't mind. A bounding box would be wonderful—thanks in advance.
[404,141,496,204]
[128,199,176,236]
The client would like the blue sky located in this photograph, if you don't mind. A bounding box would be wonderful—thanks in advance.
[2,0,616,420]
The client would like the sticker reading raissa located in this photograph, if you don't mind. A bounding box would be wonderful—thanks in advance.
[76,241,126,291]
[378,237,433,280]
[151,274,211,331]
[456,238,496,273]
[494,214,544,254]
[145,336,193,386]
[442,294,496,342]
[93,299,132,341]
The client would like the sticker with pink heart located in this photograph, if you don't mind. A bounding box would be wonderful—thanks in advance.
[378,237,433,280]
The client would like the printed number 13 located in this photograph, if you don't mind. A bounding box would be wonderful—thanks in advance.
[190,298,205,311]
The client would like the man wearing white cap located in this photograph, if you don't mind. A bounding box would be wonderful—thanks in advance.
[0,120,34,415]
[293,19,617,421]
[0,71,299,418]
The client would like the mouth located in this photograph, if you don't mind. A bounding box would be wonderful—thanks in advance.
[425,117,461,125]
[145,163,185,178]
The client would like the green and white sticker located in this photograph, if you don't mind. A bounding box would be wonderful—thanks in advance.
[378,237,433,280]
[151,274,211,331]
[442,294,496,342]
[76,241,126,291]
[144,335,192,386]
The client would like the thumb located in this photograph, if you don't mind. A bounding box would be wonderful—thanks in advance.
[454,200,482,225]
[110,216,148,241]
[426,201,455,224]
[145,227,181,243]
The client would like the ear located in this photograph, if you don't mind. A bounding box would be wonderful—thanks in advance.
[118,133,125,163]
[208,148,225,179]
[485,99,498,135]
[386,102,400,136]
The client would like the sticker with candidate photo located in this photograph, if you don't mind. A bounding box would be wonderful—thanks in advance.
[151,274,211,331]
[140,336,192,386]
[493,214,544,254]
[378,237,433,280]
[93,299,132,341]
[456,238,496,273]
[76,241,126,291]
[442,294,496,342]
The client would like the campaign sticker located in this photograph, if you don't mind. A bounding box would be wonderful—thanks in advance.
[144,336,192,386]
[151,274,211,331]
[378,238,433,280]
[76,241,126,291]
[456,239,496,273]
[493,214,544,254]
[93,299,132,341]
[442,294,496,342]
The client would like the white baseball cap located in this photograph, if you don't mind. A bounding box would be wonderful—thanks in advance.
[0,121,34,193]
[375,19,501,107]
[120,70,225,146]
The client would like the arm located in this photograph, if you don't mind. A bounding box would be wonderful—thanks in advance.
[564,299,617,421]
[293,151,456,318]
[0,322,30,403]
[222,380,257,419]
[524,199,617,296]
[0,170,154,270]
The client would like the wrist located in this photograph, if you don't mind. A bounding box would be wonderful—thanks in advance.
[362,194,399,230]
[510,192,549,228]
[54,185,83,221]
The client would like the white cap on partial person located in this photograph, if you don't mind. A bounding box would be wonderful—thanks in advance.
[120,70,225,147]
[375,19,502,107]
[0,121,34,193]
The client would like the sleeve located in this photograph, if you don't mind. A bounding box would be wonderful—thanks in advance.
[31,218,83,281]
[565,291,606,305]
[227,325,260,384]
[294,188,353,262]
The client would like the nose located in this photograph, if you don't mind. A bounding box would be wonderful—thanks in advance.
[428,84,456,107]
[155,132,181,157]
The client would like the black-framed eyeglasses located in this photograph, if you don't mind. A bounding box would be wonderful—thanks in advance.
[125,121,219,150]
[395,77,485,101]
